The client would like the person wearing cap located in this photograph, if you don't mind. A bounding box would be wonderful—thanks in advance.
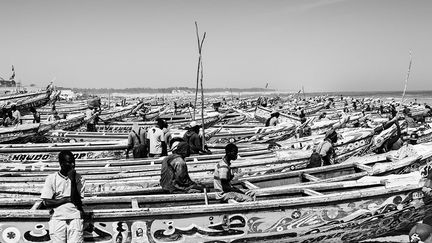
[307,129,338,168]
[126,122,147,159]
[11,104,21,125]
[214,143,255,202]
[183,121,209,154]
[147,118,166,157]
[160,142,203,193]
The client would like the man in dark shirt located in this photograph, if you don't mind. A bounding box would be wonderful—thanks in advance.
[160,142,202,193]
[183,121,209,154]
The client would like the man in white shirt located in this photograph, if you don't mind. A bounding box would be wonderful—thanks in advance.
[11,104,21,125]
[41,150,85,243]
[85,107,97,132]
[147,118,166,157]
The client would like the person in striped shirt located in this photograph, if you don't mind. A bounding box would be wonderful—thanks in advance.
[213,143,255,202]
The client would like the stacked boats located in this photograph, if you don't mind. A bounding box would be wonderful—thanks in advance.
[1,92,432,242]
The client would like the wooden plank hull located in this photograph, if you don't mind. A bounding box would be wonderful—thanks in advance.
[0,141,128,162]
[94,114,220,133]
[255,106,300,124]
[206,125,297,144]
[0,124,40,144]
[0,90,54,115]
[0,175,430,243]
[1,144,430,197]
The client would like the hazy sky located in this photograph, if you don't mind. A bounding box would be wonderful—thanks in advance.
[0,0,431,92]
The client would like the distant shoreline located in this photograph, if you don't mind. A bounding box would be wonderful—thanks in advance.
[56,86,432,96]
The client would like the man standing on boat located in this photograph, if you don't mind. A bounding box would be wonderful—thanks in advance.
[126,122,147,158]
[183,121,210,154]
[307,129,338,168]
[214,143,255,202]
[30,107,41,123]
[41,150,85,243]
[160,141,203,193]
[147,118,167,157]
[85,106,98,132]
[11,104,21,125]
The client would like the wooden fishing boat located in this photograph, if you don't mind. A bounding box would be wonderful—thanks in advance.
[0,165,431,242]
[0,123,41,143]
[37,113,89,133]
[0,90,49,104]
[140,105,168,121]
[2,141,431,199]
[206,125,297,144]
[0,141,128,162]
[255,106,300,124]
[94,112,222,133]
[47,124,223,143]
[37,103,87,115]
[1,144,428,198]
[0,89,57,115]
[98,102,143,122]
[0,148,279,183]
[284,102,328,116]
[255,106,363,136]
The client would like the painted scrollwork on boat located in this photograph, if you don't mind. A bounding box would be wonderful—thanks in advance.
[0,190,430,243]
[150,214,246,241]
[420,162,432,203]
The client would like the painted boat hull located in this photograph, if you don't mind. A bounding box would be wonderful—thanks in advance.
[0,173,430,243]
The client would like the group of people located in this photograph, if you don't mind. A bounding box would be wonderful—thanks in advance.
[125,118,169,159]
[44,142,252,242]
[126,119,212,159]
[38,95,432,242]
[1,105,67,127]
[1,105,21,127]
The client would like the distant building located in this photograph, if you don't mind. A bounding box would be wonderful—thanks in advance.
[59,89,77,100]
[171,89,192,94]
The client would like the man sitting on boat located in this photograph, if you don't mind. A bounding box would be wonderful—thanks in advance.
[307,129,338,168]
[160,141,203,193]
[40,150,85,243]
[3,110,16,127]
[126,122,147,158]
[214,143,255,203]
[265,112,280,127]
